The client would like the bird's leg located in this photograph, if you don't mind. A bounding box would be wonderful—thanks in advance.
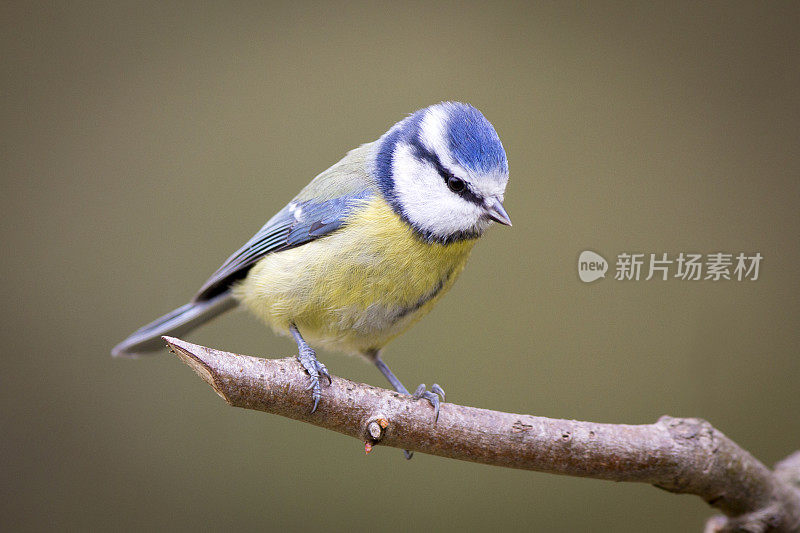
[371,353,445,457]
[371,353,410,394]
[289,324,331,413]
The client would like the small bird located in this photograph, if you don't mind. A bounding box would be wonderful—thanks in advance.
[113,101,511,422]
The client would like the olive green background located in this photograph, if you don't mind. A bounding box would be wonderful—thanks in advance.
[2,2,798,531]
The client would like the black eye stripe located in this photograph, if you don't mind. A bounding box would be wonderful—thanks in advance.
[408,138,483,205]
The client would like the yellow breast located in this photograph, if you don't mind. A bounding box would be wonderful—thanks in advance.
[233,196,476,355]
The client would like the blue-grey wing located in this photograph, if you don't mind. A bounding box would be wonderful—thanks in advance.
[194,189,373,301]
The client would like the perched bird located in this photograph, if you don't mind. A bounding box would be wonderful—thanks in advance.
[113,101,511,421]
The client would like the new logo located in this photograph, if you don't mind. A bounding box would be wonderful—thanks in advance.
[578,251,608,283]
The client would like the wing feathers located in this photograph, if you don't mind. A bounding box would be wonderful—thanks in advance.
[194,190,372,301]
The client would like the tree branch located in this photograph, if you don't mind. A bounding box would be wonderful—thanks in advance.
[164,336,800,532]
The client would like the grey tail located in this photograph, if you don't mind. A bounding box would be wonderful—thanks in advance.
[112,292,238,358]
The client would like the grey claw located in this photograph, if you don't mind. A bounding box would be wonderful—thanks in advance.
[411,384,444,425]
[426,392,441,424]
[296,347,329,413]
[319,365,332,385]
[412,383,426,399]
[431,383,445,401]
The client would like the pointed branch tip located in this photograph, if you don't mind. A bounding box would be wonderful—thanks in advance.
[163,336,220,395]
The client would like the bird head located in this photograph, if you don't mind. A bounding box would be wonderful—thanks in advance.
[374,102,511,244]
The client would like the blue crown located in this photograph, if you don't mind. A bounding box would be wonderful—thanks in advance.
[441,102,507,175]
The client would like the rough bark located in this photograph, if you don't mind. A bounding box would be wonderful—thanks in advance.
[164,336,800,532]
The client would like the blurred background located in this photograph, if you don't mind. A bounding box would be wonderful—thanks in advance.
[2,2,798,531]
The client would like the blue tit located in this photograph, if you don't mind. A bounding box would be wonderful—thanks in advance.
[113,101,511,417]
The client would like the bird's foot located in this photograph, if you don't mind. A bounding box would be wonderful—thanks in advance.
[296,346,331,413]
[402,383,445,458]
[412,383,445,425]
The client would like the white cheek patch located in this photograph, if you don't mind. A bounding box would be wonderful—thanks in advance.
[392,143,484,239]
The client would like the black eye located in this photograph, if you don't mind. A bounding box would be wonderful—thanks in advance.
[447,176,466,193]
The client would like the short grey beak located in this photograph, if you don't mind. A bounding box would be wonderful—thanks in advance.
[486,199,512,226]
